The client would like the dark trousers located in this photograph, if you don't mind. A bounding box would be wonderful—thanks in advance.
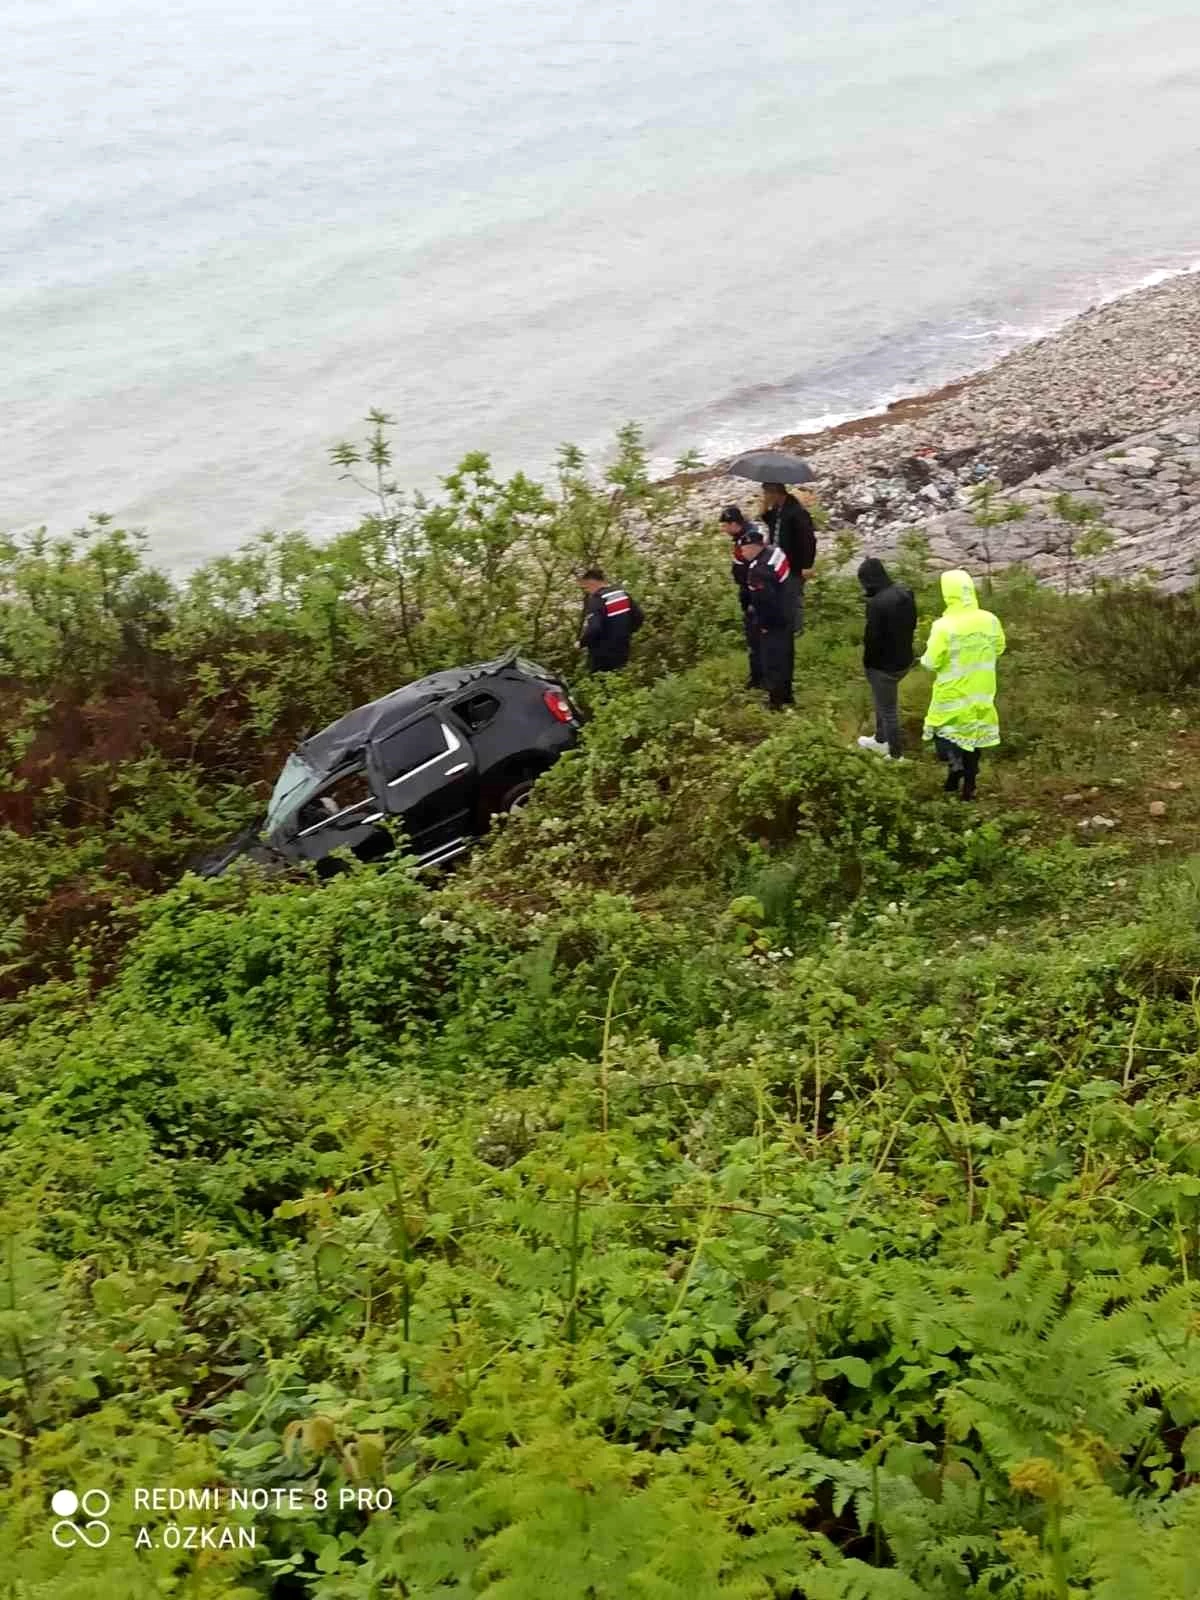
[758,628,795,709]
[866,666,909,757]
[587,647,630,674]
[793,578,806,637]
[742,612,763,687]
[934,734,982,798]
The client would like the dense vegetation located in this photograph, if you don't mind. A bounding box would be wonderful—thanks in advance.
[5,421,1200,1597]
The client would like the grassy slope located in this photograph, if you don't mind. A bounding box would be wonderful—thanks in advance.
[6,569,1200,1597]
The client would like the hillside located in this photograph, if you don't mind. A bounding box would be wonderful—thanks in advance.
[5,399,1200,1597]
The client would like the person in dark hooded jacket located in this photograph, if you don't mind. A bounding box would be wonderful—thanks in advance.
[855,558,917,759]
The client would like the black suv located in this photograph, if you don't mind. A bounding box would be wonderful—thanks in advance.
[205,650,581,877]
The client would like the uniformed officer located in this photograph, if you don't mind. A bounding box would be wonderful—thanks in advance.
[719,505,764,689]
[737,527,796,710]
[577,568,644,672]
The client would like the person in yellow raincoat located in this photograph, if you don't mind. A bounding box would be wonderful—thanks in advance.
[920,570,1005,800]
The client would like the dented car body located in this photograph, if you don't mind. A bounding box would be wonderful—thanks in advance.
[203,650,580,877]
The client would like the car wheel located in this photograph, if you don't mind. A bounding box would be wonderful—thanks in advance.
[315,856,351,880]
[499,779,535,815]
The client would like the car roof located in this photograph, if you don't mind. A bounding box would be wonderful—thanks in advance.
[296,649,539,773]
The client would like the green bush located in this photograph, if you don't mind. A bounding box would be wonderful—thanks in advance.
[1064,583,1200,694]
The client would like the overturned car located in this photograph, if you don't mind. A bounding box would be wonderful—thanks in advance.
[202,650,581,877]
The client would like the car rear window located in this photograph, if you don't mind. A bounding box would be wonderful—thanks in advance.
[453,692,500,731]
[373,716,448,780]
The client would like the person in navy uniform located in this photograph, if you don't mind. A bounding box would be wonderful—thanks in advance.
[736,526,796,710]
[577,567,644,672]
[719,505,765,689]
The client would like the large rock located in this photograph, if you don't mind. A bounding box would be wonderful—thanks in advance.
[856,409,1200,589]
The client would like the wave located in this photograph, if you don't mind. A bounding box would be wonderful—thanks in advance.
[1103,258,1200,300]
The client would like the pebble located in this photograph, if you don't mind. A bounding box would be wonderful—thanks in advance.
[1149,800,1168,817]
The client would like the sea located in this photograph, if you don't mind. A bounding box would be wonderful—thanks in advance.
[4,0,1200,566]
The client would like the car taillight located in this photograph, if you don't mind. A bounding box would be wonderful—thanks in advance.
[543,688,574,724]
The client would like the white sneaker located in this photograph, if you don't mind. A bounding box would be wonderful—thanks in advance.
[856,736,888,755]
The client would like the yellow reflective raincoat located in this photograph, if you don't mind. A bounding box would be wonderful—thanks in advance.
[920,570,1006,750]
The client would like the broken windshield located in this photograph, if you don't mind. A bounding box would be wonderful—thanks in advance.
[265,754,323,834]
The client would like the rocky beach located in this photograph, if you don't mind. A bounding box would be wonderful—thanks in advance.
[687,268,1200,589]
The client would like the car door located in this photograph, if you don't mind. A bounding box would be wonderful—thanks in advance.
[290,767,388,864]
[365,713,477,859]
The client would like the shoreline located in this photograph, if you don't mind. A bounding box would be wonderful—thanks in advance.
[665,370,980,489]
[676,266,1200,551]
[757,259,1200,467]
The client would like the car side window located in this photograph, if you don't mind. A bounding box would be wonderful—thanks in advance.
[373,716,451,781]
[296,770,373,833]
[452,692,500,731]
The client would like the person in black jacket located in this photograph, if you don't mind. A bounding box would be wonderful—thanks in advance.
[856,557,917,759]
[577,568,644,672]
[762,483,817,635]
[738,527,796,710]
[719,505,764,688]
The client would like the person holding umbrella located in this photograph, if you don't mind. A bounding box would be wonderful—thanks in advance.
[761,483,816,635]
[726,450,818,636]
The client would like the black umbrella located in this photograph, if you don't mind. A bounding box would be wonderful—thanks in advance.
[727,449,816,485]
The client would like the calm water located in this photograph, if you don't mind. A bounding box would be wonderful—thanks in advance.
[4,0,1200,564]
